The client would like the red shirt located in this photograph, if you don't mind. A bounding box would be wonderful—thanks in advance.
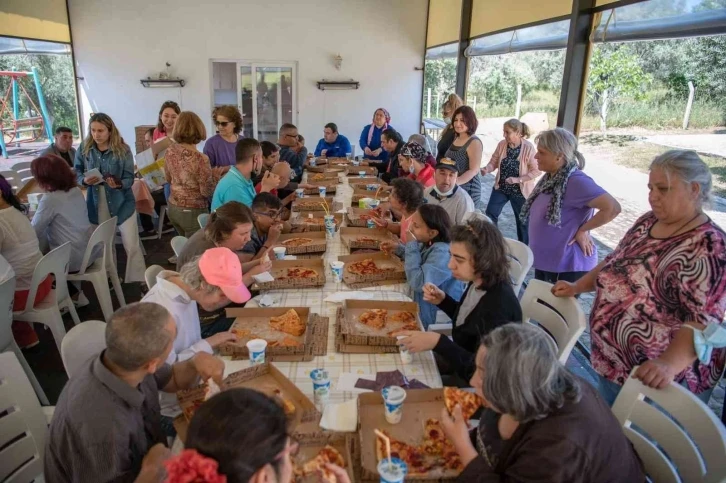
[409,164,435,188]
[254,183,278,196]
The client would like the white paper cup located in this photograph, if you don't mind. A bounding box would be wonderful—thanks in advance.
[396,336,412,364]
[359,197,374,209]
[377,458,408,483]
[382,385,407,425]
[273,247,286,260]
[331,261,345,283]
[310,368,331,406]
[246,339,267,365]
[366,183,379,191]
[296,188,305,198]
[369,199,381,209]
[358,171,366,178]
[324,215,336,238]
[310,158,317,166]
[318,186,327,197]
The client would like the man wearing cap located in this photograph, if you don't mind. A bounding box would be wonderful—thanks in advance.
[141,247,253,429]
[424,159,476,225]
[399,142,435,188]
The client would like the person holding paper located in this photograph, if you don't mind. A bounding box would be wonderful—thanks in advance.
[74,113,146,283]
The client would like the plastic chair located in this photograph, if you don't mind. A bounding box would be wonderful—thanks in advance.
[505,238,533,296]
[68,217,125,322]
[0,277,49,405]
[60,320,106,378]
[0,352,48,482]
[10,161,31,174]
[612,367,726,483]
[171,236,188,258]
[519,279,586,364]
[157,205,168,239]
[13,242,81,355]
[145,265,164,289]
[197,213,209,229]
[462,210,491,223]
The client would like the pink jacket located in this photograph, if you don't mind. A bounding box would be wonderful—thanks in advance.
[484,138,540,198]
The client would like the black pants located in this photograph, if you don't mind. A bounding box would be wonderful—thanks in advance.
[139,189,168,232]
[485,188,528,244]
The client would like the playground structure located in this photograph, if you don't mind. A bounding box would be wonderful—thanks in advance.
[0,67,53,159]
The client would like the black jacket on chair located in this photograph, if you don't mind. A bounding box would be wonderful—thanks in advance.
[433,281,522,381]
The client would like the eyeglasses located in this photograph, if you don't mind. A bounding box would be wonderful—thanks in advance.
[254,210,282,220]
[215,121,232,127]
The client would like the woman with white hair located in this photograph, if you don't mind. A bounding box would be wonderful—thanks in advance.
[441,324,645,482]
[553,150,726,405]
[520,128,620,285]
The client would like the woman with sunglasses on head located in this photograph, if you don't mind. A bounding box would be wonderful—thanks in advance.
[204,105,244,168]
[164,388,350,483]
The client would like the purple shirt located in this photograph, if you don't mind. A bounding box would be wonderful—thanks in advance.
[203,134,239,167]
[528,170,606,273]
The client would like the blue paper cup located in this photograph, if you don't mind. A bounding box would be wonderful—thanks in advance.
[381,386,407,424]
[366,218,376,229]
[377,457,408,483]
[246,339,267,365]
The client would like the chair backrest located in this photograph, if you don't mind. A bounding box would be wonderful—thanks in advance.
[145,265,164,289]
[170,236,188,258]
[16,242,72,313]
[612,368,726,483]
[462,210,491,223]
[0,276,16,352]
[197,213,209,229]
[60,320,107,378]
[10,162,31,174]
[519,279,586,364]
[76,217,118,275]
[0,352,47,482]
[505,238,534,296]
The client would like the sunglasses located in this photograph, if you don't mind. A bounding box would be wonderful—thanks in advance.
[215,121,232,127]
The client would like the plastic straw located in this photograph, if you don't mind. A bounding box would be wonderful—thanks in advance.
[374,429,393,470]
[374,186,382,200]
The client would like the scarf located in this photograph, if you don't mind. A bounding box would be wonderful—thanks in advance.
[519,160,578,227]
[367,108,391,145]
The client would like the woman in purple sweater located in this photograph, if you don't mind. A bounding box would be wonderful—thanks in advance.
[204,105,243,167]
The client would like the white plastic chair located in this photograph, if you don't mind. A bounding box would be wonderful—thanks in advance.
[157,205,168,239]
[10,162,31,175]
[197,213,209,229]
[171,236,188,258]
[612,367,726,483]
[0,276,49,405]
[68,217,125,322]
[505,238,534,296]
[60,320,106,378]
[0,352,48,482]
[145,265,164,289]
[462,210,491,223]
[519,279,586,364]
[13,242,80,355]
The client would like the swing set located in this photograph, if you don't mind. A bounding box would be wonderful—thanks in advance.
[0,67,53,159]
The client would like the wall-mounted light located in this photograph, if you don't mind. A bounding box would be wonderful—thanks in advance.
[140,79,185,88]
[317,80,359,90]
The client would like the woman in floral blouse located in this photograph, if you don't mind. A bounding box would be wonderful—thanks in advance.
[553,150,726,405]
[164,112,225,237]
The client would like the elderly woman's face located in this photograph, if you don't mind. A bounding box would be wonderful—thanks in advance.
[534,145,562,174]
[648,167,700,223]
[215,114,235,137]
[373,110,387,127]
[503,126,522,147]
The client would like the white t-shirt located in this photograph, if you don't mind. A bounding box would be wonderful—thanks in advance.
[0,207,42,290]
[0,254,15,285]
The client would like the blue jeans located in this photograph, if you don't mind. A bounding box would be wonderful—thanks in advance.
[595,373,715,407]
[485,189,528,244]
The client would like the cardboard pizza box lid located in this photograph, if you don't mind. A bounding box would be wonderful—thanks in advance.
[339,299,420,347]
[253,258,326,290]
[346,166,378,176]
[292,196,336,212]
[272,231,327,254]
[334,308,400,354]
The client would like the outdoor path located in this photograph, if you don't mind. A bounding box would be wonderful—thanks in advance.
[646,133,726,159]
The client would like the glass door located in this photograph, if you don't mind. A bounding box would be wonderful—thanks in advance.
[240,62,296,142]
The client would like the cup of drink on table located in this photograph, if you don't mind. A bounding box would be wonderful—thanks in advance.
[377,458,408,483]
[382,386,407,424]
[318,186,326,197]
[324,215,336,238]
[359,171,366,178]
[310,368,331,406]
[273,247,286,260]
[296,188,305,198]
[246,339,267,365]
[331,261,344,282]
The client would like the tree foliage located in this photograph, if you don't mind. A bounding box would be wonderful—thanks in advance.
[423,58,457,117]
[468,55,537,106]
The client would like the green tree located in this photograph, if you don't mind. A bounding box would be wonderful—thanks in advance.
[0,54,79,139]
[587,45,652,130]
[423,58,457,118]
[468,55,537,107]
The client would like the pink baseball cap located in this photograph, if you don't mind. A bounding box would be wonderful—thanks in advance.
[198,247,251,304]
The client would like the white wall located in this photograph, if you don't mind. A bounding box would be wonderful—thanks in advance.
[69,0,427,152]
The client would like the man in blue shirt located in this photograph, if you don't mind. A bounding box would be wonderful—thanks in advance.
[277,123,307,182]
[212,138,279,211]
[314,123,352,158]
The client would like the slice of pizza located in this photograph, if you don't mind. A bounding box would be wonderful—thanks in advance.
[269,309,306,336]
[443,387,484,422]
[272,388,296,416]
[359,309,387,330]
[355,236,379,245]
[287,268,318,279]
[347,259,381,275]
[375,430,430,477]
[420,418,446,455]
[281,237,314,247]
[231,327,251,339]
[389,311,416,325]
[298,445,346,483]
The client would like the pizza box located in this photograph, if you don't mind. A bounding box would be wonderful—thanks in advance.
[291,211,343,232]
[352,192,389,204]
[346,166,378,176]
[253,258,326,290]
[307,171,340,181]
[292,196,335,212]
[357,389,459,480]
[337,252,406,290]
[347,176,381,186]
[310,157,328,165]
[340,227,398,251]
[338,299,421,347]
[294,432,357,483]
[303,179,338,195]
[353,185,392,198]
[345,207,376,227]
[328,157,352,164]
[272,231,327,254]
[219,307,328,361]
[334,309,399,354]
[307,165,346,174]
[174,363,319,443]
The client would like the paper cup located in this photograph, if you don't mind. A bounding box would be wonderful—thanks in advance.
[369,199,381,209]
[246,339,267,365]
[318,186,327,197]
[310,158,317,167]
[331,261,344,283]
[296,188,305,198]
[366,183,379,191]
[396,336,412,364]
[359,197,374,209]
[366,218,376,229]
[324,215,336,238]
[352,159,360,166]
[273,247,286,260]
[358,171,367,178]
[381,386,407,425]
[377,458,408,483]
[310,368,331,406]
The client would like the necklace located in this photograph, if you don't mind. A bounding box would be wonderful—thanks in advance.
[661,212,703,238]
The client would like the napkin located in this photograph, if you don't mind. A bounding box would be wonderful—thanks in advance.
[258,294,277,307]
[323,291,376,303]
[252,272,275,283]
[320,398,358,432]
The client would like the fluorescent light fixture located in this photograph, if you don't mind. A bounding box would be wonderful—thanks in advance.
[140,79,185,88]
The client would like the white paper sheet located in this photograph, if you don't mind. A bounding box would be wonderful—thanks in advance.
[320,398,358,432]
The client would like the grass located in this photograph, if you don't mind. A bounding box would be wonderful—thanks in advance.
[581,134,726,198]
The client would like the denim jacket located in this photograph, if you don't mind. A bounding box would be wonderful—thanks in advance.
[74,145,136,225]
[401,241,465,329]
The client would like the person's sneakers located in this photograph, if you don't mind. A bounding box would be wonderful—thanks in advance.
[73,291,90,308]
[139,230,158,240]
[161,223,175,234]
